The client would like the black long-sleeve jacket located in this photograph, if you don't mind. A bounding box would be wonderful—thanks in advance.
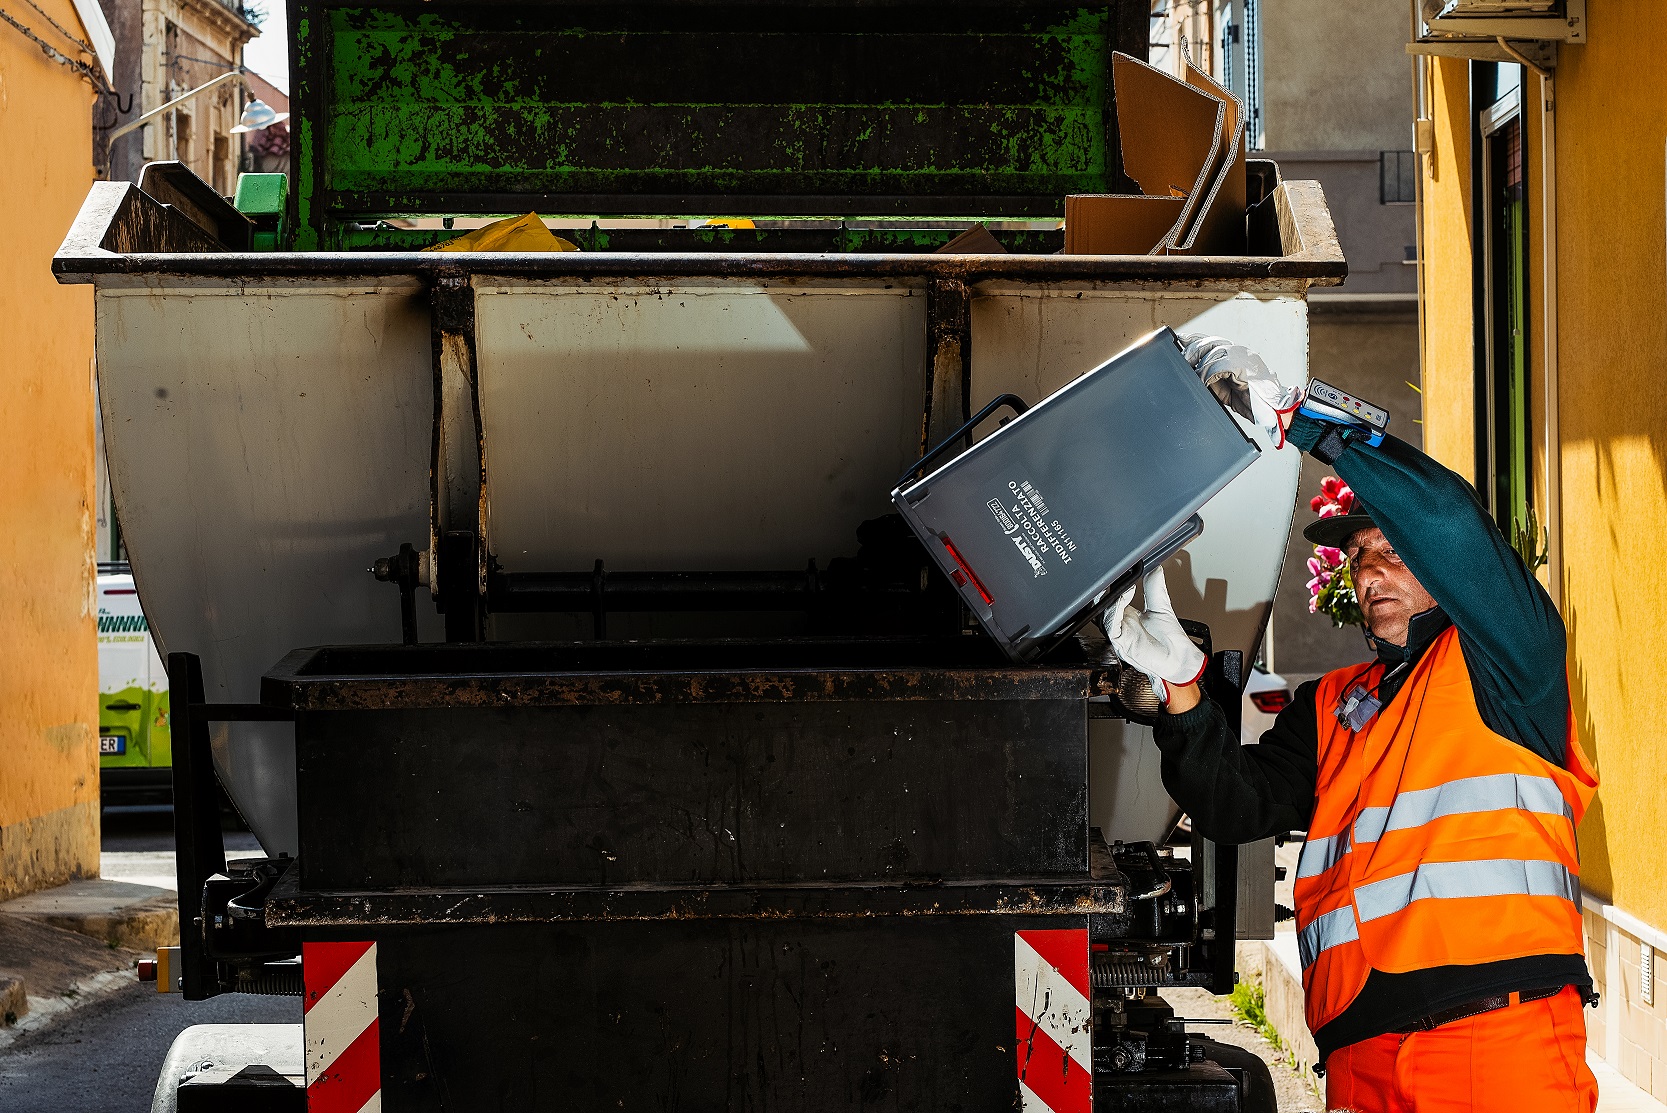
[1152,416,1590,1062]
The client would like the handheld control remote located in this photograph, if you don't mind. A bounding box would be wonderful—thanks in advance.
[1298,378,1389,447]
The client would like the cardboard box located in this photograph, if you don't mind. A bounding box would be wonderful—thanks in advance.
[1065,47,1247,256]
[1063,195,1188,255]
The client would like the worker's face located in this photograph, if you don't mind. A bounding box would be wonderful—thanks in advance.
[1345,528,1437,647]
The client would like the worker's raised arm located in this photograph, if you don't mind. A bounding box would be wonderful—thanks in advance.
[1287,415,1570,766]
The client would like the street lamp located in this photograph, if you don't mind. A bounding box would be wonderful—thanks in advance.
[105,70,286,149]
[230,97,287,134]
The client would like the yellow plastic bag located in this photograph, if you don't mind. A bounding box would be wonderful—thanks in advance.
[423,212,579,252]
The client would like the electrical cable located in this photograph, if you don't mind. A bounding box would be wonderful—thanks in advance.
[0,3,113,95]
[20,0,90,57]
[168,52,247,70]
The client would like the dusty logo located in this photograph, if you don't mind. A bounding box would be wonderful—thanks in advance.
[1013,537,1047,577]
[988,499,1018,534]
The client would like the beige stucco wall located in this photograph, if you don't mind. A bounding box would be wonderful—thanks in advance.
[1260,0,1415,152]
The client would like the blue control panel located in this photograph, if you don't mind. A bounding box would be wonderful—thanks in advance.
[1298,378,1389,447]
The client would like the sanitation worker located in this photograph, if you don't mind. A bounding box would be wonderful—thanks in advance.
[1104,339,1599,1111]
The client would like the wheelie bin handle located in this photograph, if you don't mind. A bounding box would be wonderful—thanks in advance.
[896,393,1030,489]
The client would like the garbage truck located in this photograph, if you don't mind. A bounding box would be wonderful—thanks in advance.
[55,3,1344,1109]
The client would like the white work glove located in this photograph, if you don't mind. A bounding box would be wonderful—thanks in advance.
[1179,334,1301,447]
[1104,566,1206,704]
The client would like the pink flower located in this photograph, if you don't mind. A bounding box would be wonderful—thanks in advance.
[1316,546,1344,566]
[1306,557,1324,577]
[1318,504,1342,519]
[1309,598,1319,613]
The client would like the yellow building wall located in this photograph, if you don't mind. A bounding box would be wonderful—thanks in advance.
[1417,0,1667,924]
[1553,0,1667,921]
[0,0,101,901]
[1417,57,1475,473]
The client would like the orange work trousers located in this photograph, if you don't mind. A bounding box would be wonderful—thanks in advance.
[1323,986,1598,1113]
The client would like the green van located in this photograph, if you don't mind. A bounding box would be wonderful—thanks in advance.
[98,563,172,804]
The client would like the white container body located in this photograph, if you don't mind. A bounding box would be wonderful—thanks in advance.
[91,275,1307,854]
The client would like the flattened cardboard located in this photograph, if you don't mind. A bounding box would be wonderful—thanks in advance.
[1064,51,1247,256]
[1169,44,1248,255]
[1112,52,1224,249]
[935,223,1007,254]
[1064,195,1188,255]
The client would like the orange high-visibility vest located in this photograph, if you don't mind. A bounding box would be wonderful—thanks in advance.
[1293,626,1598,1034]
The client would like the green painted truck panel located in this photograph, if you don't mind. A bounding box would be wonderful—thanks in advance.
[98,684,172,769]
[291,3,1139,247]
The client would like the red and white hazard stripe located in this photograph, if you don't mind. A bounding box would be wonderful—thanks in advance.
[1015,928,1092,1113]
[303,940,382,1113]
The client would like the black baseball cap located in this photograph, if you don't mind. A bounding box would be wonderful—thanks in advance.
[1301,502,1378,549]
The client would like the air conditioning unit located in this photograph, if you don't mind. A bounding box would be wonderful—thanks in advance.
[1437,0,1558,13]
[1416,0,1583,43]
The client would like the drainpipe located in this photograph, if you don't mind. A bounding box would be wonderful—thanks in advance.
[1496,38,1561,607]
[1539,69,1560,609]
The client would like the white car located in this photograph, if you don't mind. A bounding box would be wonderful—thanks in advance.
[1241,665,1293,744]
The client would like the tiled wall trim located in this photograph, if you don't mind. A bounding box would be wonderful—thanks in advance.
[1585,894,1667,1104]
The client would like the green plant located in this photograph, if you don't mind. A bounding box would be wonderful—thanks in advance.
[1406,379,1424,426]
[1229,982,1280,1046]
[1511,506,1550,572]
[1312,558,1365,629]
[1230,981,1323,1096]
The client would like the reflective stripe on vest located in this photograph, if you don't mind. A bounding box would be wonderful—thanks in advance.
[1297,831,1350,880]
[1299,904,1359,969]
[1298,772,1571,883]
[1352,773,1572,846]
[1354,858,1580,923]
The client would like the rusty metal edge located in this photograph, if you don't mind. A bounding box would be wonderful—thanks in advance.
[56,249,1346,284]
[55,181,1348,288]
[262,664,1120,709]
[265,875,1128,927]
